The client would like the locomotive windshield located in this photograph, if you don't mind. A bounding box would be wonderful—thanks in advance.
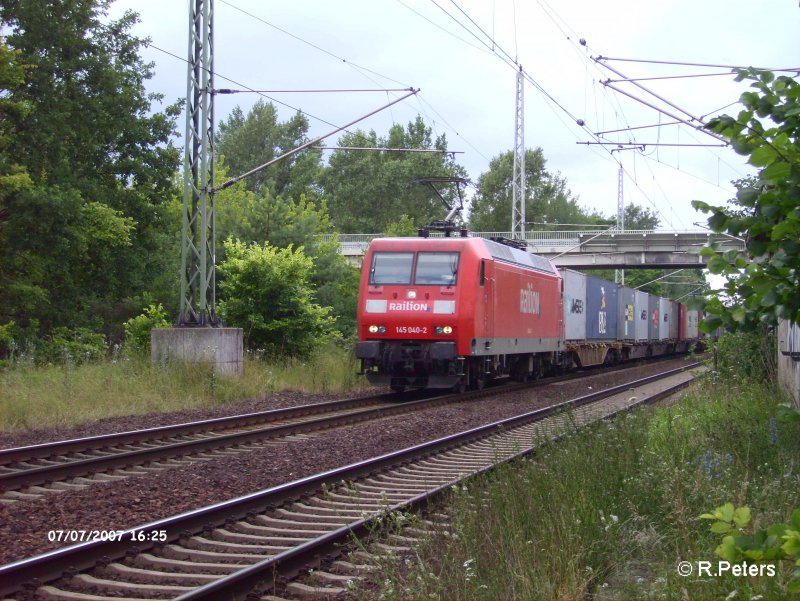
[414,252,459,286]
[369,252,414,285]
[369,251,460,286]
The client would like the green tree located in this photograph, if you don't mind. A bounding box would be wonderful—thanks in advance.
[383,214,420,237]
[309,235,360,339]
[216,100,321,199]
[468,148,604,232]
[123,303,170,354]
[213,163,358,338]
[0,2,179,193]
[218,239,338,357]
[0,38,31,225]
[322,116,465,232]
[0,1,181,339]
[622,204,660,230]
[692,70,800,330]
[215,173,331,252]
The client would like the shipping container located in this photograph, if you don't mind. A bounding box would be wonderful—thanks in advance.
[658,297,671,340]
[669,301,680,339]
[680,305,700,339]
[648,295,660,341]
[691,309,702,339]
[561,269,587,341]
[634,290,649,342]
[586,275,618,340]
[679,304,687,340]
[618,286,636,340]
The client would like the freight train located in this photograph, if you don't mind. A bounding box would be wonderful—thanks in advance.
[355,235,702,391]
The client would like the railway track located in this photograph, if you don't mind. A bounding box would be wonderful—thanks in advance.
[0,390,433,503]
[0,362,703,601]
[0,356,691,504]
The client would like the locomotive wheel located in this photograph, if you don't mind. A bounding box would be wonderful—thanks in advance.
[391,384,405,393]
[452,379,467,394]
[467,361,485,390]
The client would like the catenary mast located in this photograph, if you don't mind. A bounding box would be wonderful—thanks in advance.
[511,64,526,242]
[179,0,217,325]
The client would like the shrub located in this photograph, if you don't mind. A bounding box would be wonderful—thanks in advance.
[218,239,339,358]
[36,327,107,365]
[714,326,776,385]
[0,321,17,360]
[123,303,171,354]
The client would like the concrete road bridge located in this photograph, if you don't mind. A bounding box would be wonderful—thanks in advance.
[322,229,746,269]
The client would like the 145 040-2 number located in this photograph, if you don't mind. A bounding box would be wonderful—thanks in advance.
[395,326,427,334]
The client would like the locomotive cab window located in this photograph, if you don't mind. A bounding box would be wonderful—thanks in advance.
[369,252,414,285]
[414,252,460,286]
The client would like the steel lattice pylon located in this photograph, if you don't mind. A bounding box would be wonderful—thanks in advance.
[615,164,625,285]
[617,164,624,231]
[511,65,526,242]
[179,0,217,326]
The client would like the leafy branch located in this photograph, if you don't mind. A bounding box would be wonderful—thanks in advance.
[700,503,800,592]
[692,69,800,331]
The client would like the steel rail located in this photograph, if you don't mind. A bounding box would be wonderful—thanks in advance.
[0,362,701,599]
[178,364,701,601]
[1,356,687,494]
[2,351,692,465]
[0,392,409,465]
[0,389,467,492]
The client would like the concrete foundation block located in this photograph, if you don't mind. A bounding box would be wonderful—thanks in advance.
[151,327,244,377]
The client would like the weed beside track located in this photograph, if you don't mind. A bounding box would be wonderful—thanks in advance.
[0,344,367,432]
[363,375,800,600]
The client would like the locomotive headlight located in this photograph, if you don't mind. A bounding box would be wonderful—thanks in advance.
[368,325,383,334]
[406,290,417,299]
[442,325,453,334]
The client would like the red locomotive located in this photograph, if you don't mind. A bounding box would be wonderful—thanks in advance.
[356,235,702,391]
[356,236,564,391]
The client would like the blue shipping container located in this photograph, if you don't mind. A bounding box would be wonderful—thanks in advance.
[586,275,618,340]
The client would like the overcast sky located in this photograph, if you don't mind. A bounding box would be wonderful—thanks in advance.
[109,0,799,232]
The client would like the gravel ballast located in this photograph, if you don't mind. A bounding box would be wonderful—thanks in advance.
[0,389,382,451]
[0,357,700,564]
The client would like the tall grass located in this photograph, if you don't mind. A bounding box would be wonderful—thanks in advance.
[0,343,368,432]
[371,376,800,600]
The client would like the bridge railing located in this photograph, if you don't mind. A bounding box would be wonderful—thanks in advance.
[320,230,745,256]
